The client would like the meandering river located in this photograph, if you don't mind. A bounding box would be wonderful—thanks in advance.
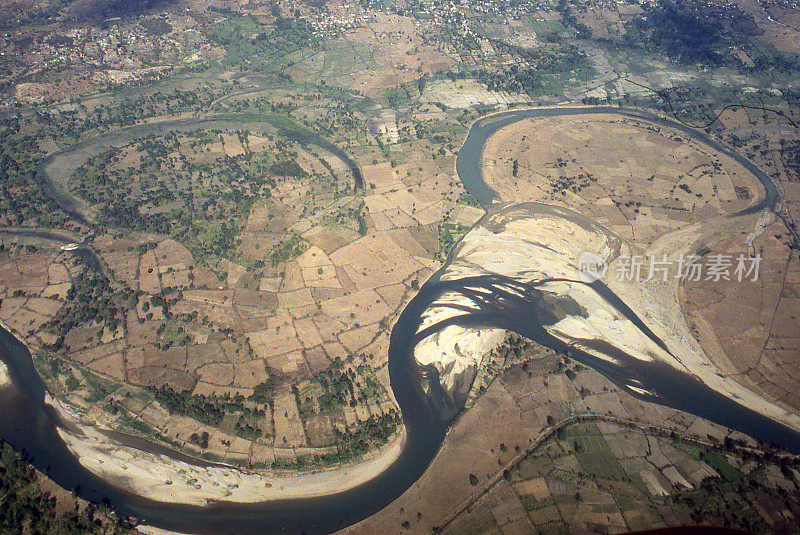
[0,106,798,534]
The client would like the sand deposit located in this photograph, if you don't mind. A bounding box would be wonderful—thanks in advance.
[412,202,800,434]
[46,394,405,506]
[0,359,10,389]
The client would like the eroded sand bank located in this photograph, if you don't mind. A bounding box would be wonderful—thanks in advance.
[46,394,405,506]
[0,360,10,389]
[412,202,800,435]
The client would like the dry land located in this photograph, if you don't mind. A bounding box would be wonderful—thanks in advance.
[0,86,482,498]
[1,0,800,529]
[480,112,800,425]
[344,340,800,534]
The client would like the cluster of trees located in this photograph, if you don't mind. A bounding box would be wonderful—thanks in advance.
[268,159,308,178]
[438,221,468,260]
[139,17,173,37]
[251,377,279,403]
[49,272,126,349]
[151,386,224,427]
[150,385,264,428]
[0,125,68,228]
[330,411,401,461]
[353,363,385,400]
[0,440,132,533]
[78,130,275,262]
[270,234,308,265]
[556,0,591,39]
[208,15,318,75]
[624,0,725,65]
[779,138,800,179]
[35,89,220,134]
[234,419,264,440]
[188,431,210,449]
[99,198,170,234]
[549,173,592,195]
[753,50,800,75]
[317,358,358,412]
[313,357,387,413]
[73,149,121,205]
[357,206,368,236]
[473,42,595,97]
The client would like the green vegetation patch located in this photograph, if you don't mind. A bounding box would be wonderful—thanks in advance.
[0,126,69,228]
[150,384,267,431]
[81,369,121,403]
[0,440,132,533]
[47,271,128,350]
[158,318,196,347]
[444,503,499,535]
[140,18,173,36]
[471,42,596,98]
[674,438,706,458]
[270,234,309,265]
[438,221,469,260]
[209,16,319,74]
[624,0,725,65]
[269,158,308,177]
[72,129,278,264]
[701,451,742,483]
[314,357,388,413]
[331,411,401,461]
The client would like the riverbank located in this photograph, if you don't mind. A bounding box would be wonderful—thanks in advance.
[0,310,408,508]
[0,360,9,389]
[47,387,406,507]
[453,106,800,441]
[38,114,363,225]
[51,403,407,506]
[418,202,800,446]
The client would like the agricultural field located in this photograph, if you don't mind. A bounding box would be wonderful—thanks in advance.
[0,76,484,471]
[482,114,765,244]
[480,112,800,424]
[442,418,800,534]
[345,339,800,534]
[0,227,406,469]
[1,0,800,531]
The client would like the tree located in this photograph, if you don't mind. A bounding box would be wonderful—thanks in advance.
[469,473,479,486]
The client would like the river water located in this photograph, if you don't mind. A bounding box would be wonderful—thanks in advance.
[0,107,798,534]
[36,115,363,226]
[456,106,779,212]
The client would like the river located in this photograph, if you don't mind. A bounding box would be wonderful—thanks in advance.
[1,106,798,534]
[36,114,363,226]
